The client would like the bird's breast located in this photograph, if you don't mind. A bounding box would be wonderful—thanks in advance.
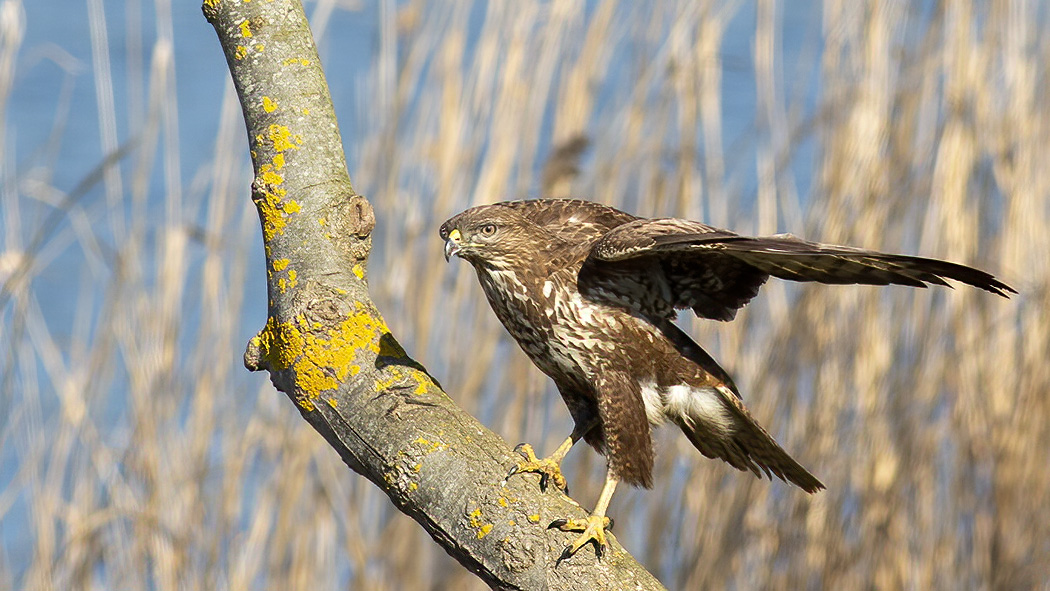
[476,266,666,385]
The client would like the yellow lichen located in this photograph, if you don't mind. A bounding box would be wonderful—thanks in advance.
[260,167,282,185]
[413,437,447,453]
[373,367,405,391]
[257,192,289,241]
[351,264,364,279]
[373,363,430,396]
[408,482,418,491]
[527,514,540,523]
[271,258,296,293]
[239,19,253,38]
[234,45,247,60]
[253,306,391,410]
[466,508,493,539]
[268,124,298,152]
[262,96,277,113]
[254,144,301,240]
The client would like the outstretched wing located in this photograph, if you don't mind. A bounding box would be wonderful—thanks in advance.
[579,218,1015,322]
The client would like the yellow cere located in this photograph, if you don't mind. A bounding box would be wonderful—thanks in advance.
[253,305,392,410]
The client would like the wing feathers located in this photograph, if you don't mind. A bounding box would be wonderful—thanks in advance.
[585,220,1014,322]
[716,235,1015,297]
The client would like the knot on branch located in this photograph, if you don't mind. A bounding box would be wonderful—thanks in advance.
[328,194,375,261]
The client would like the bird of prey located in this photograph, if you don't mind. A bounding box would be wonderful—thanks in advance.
[440,199,1013,557]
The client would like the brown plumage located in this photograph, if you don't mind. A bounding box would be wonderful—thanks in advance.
[440,199,1014,496]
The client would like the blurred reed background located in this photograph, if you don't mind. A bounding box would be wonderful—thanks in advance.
[1,0,1047,589]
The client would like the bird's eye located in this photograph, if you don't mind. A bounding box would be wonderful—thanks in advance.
[480,224,497,237]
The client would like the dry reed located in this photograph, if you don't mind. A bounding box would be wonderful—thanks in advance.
[1,1,1046,589]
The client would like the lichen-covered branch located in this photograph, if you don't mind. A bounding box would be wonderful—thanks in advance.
[203,1,665,588]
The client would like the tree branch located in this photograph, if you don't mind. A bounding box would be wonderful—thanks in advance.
[202,1,665,589]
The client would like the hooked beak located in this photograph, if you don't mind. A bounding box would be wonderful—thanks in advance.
[443,228,462,262]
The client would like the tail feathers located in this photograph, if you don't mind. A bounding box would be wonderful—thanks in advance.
[675,392,824,493]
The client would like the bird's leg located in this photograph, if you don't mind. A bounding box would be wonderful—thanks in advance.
[507,421,594,492]
[549,472,619,559]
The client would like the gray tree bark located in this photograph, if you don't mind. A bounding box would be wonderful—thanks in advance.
[203,1,666,589]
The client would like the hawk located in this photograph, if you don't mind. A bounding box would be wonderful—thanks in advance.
[440,199,1013,557]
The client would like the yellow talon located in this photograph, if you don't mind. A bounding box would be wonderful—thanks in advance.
[549,473,620,559]
[507,443,568,492]
[549,514,613,558]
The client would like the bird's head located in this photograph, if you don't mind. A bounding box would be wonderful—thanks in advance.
[440,202,549,270]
